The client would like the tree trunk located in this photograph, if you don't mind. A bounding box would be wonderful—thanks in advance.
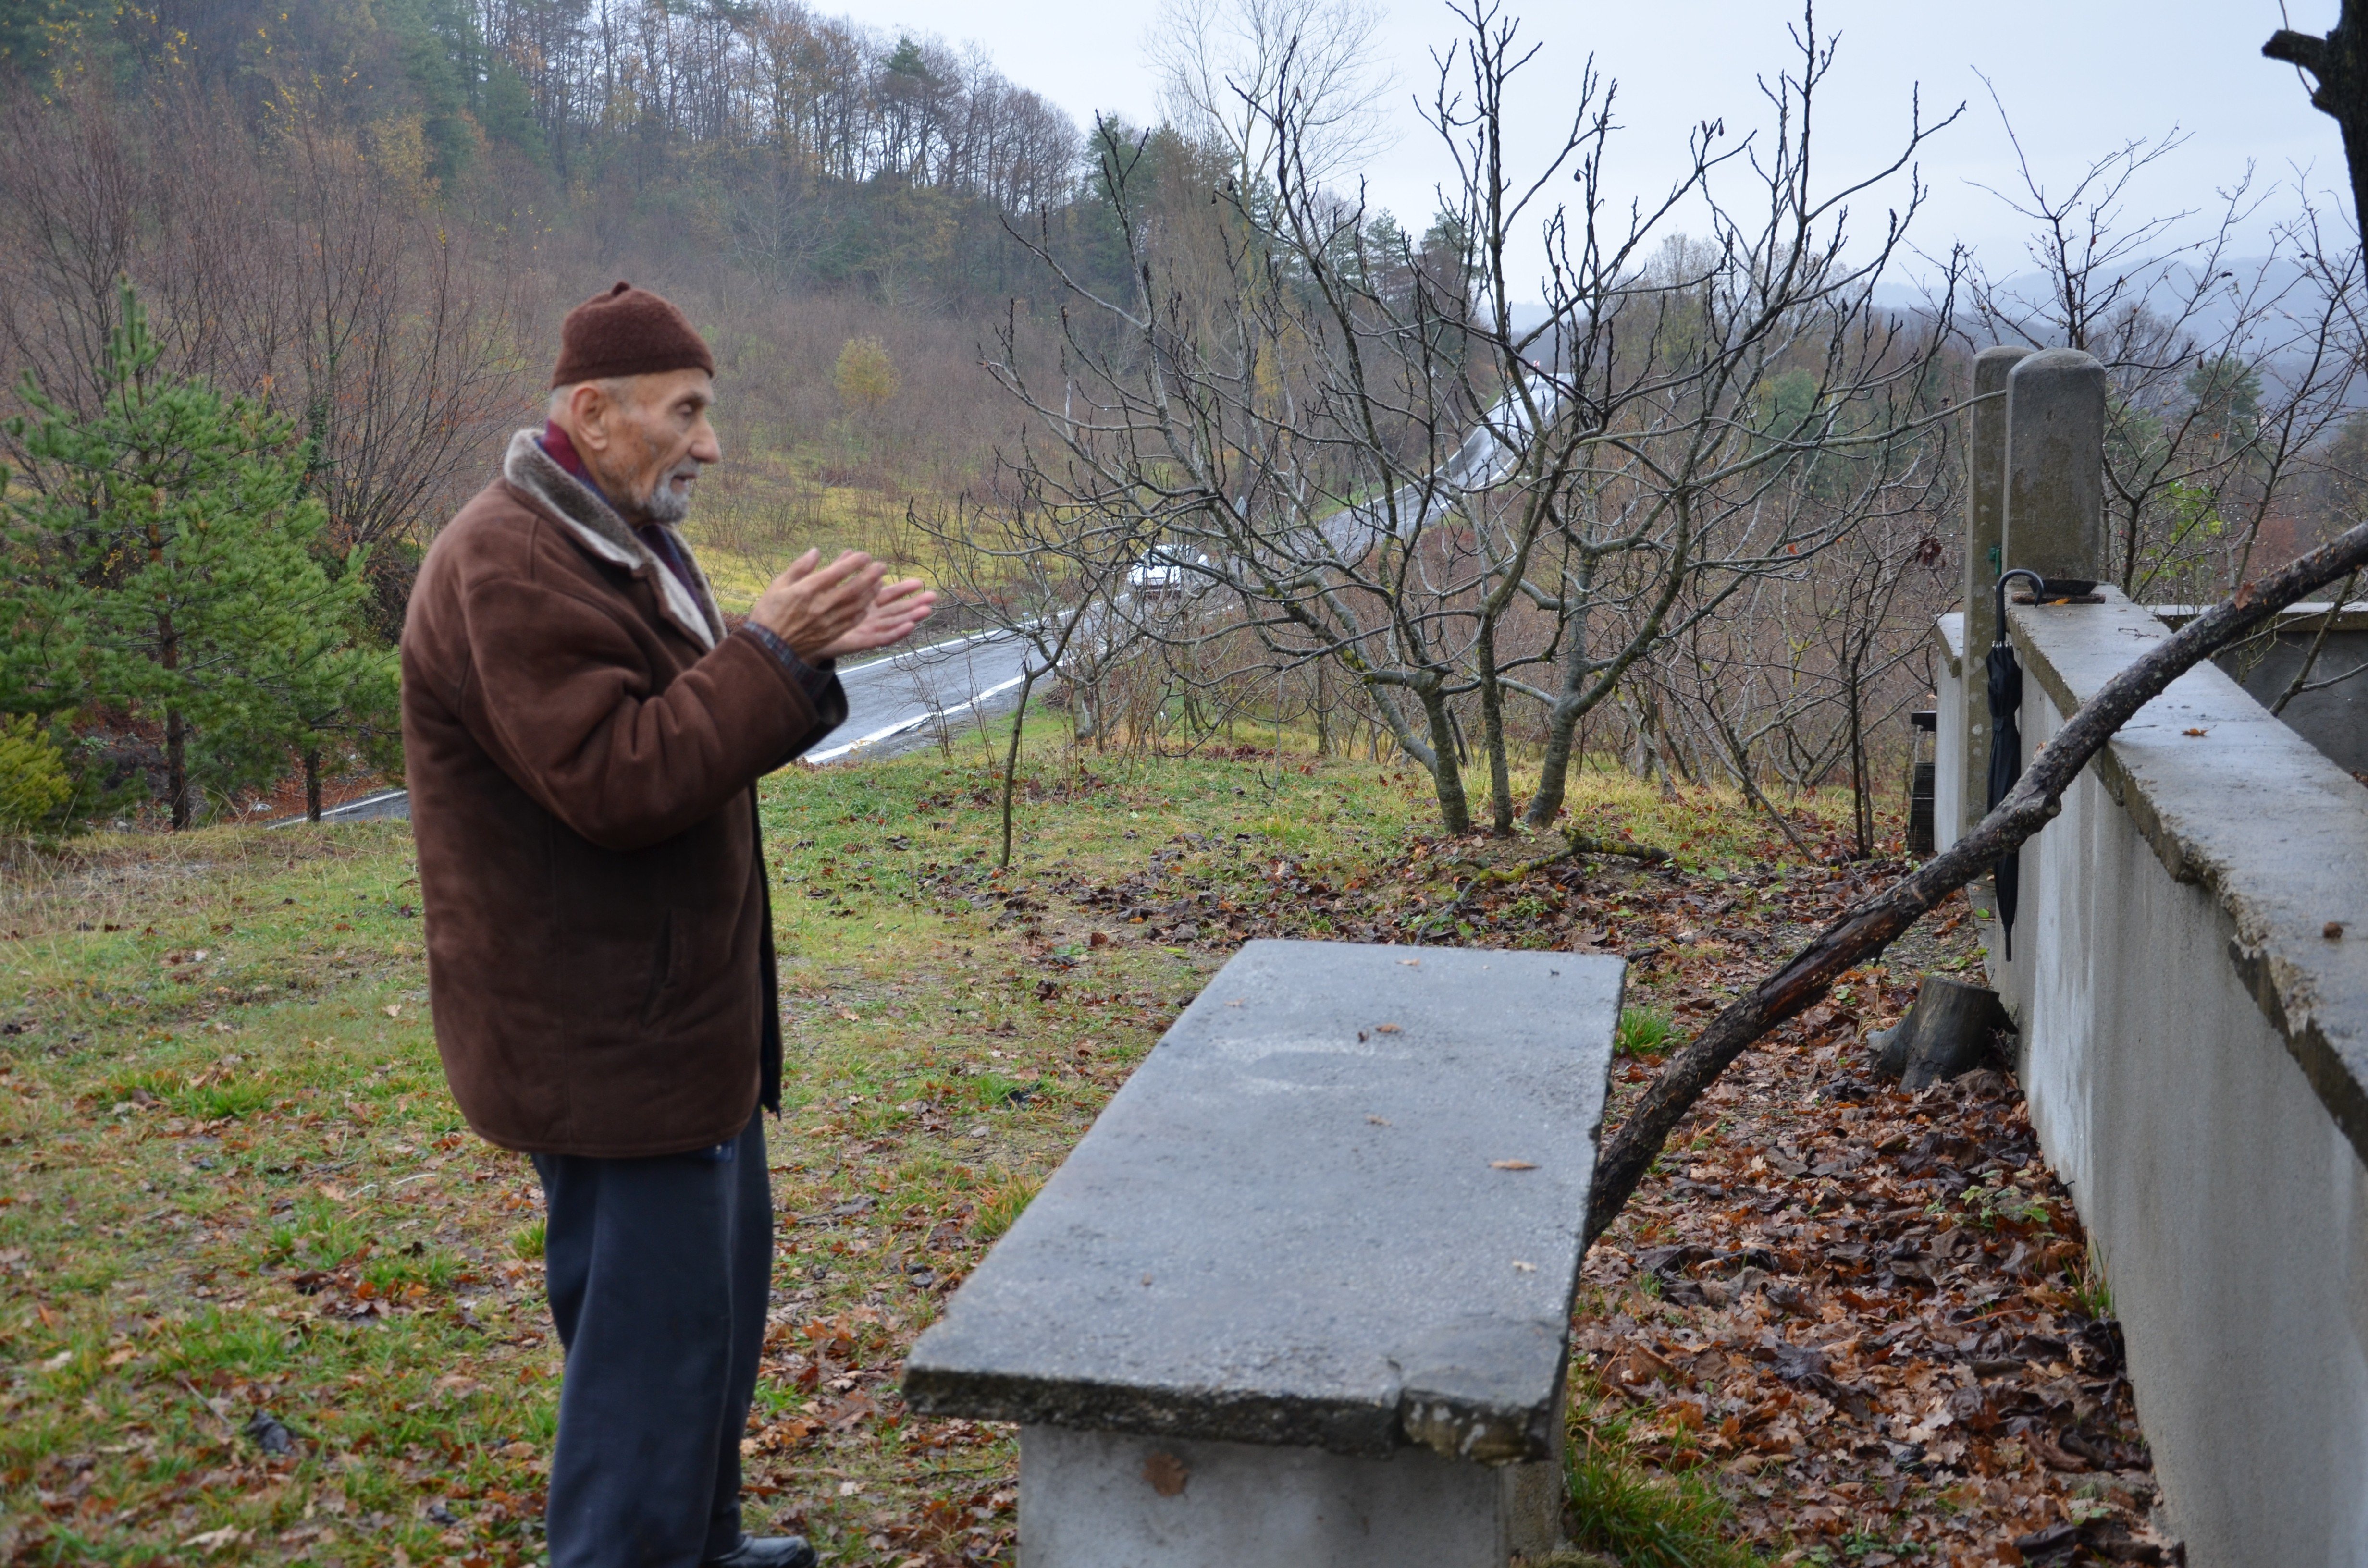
[1525,689,1583,829]
[165,706,189,831]
[305,748,323,824]
[998,671,1037,869]
[159,604,188,831]
[1629,693,1657,784]
[1583,515,2368,1248]
[1477,621,1514,835]
[1844,653,1870,859]
[2264,12,2368,253]
[1525,574,1605,830]
[1418,685,1472,834]
[1314,662,1330,757]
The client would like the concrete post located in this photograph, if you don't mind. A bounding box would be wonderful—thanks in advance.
[2003,348,2107,586]
[1960,346,2029,841]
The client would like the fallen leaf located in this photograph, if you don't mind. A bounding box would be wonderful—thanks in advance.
[1511,1259,1537,1272]
[1141,1450,1190,1497]
[383,1004,401,1017]
[181,1526,247,1552]
[1490,1159,1537,1171]
[2182,728,2207,737]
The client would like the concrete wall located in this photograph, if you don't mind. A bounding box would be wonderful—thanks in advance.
[1936,591,2368,1568]
[2211,611,2368,777]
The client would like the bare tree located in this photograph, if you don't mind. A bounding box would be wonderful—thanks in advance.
[1481,13,1962,832]
[274,111,526,571]
[1147,0,1395,189]
[0,85,531,588]
[985,1,1962,838]
[909,483,1156,867]
[1961,89,2363,604]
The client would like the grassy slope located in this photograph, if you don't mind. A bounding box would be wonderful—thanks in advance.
[686,442,947,614]
[0,729,1473,1565]
[0,725,1916,1565]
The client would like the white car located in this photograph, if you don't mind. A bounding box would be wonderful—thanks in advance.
[1127,548,1204,596]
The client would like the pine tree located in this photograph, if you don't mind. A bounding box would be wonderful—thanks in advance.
[5,282,394,828]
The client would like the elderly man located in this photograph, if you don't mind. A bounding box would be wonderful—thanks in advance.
[402,282,933,1568]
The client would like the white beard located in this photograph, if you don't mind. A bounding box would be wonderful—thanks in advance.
[638,462,698,525]
[641,483,692,525]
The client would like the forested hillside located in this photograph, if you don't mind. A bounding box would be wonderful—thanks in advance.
[3,0,1092,303]
[0,0,1175,821]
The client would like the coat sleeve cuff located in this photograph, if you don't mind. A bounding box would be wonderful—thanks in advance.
[741,622,838,704]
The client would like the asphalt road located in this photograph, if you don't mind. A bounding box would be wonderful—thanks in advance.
[803,626,1033,764]
[285,627,1036,826]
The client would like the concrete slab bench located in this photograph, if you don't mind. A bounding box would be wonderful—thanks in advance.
[903,938,1625,1567]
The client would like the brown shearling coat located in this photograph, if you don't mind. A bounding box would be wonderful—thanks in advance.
[400,431,844,1157]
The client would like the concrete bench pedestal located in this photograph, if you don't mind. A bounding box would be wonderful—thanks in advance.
[1018,1425,1566,1568]
[904,940,1625,1568]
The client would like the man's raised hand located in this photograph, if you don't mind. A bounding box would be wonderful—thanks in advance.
[750,549,884,662]
[819,577,936,658]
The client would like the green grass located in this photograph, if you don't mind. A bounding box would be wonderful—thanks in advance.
[0,723,1863,1563]
[0,723,1445,1564]
[2073,1240,2115,1319]
[1616,1004,1677,1056]
[969,1175,1042,1243]
[1563,1386,1762,1568]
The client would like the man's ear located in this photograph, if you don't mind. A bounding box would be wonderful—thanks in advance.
[565,381,615,453]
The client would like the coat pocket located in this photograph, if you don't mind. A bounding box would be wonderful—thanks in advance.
[638,909,679,1027]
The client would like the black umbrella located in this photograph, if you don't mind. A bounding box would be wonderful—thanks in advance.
[1986,569,2046,960]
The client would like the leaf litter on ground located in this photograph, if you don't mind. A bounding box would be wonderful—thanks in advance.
[1058,789,2180,1566]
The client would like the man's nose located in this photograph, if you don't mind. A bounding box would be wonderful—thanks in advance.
[690,418,722,466]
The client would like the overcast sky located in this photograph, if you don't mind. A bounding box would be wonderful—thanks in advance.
[871,0,2348,292]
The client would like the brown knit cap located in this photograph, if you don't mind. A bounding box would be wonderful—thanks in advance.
[550,282,715,388]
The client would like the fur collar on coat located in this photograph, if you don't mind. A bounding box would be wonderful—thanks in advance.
[500,429,724,650]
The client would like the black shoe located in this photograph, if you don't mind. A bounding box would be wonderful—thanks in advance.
[703,1536,818,1568]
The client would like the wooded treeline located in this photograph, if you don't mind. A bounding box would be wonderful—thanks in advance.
[0,0,1119,830]
[5,0,1101,306]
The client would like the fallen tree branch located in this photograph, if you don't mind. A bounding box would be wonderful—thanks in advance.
[1584,521,2368,1248]
[1565,833,1679,866]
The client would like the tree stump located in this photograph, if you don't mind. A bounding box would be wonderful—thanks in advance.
[1871,975,2012,1088]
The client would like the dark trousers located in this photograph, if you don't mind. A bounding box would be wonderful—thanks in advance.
[533,1114,771,1568]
